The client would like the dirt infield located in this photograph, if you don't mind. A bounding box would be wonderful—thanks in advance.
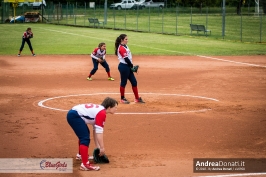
[0,55,265,177]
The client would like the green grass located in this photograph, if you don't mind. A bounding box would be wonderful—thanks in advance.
[3,5,265,43]
[0,23,265,56]
[48,9,266,43]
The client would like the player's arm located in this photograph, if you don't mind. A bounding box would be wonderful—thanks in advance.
[93,129,100,147]
[94,110,106,155]
[90,49,102,62]
[95,133,104,156]
[119,46,133,68]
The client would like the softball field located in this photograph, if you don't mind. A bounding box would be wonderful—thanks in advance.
[0,54,265,177]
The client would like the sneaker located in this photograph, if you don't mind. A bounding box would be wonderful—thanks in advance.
[135,97,145,103]
[76,153,93,160]
[80,162,100,171]
[108,77,115,81]
[120,98,130,104]
[17,54,20,57]
[87,77,92,81]
[32,54,36,57]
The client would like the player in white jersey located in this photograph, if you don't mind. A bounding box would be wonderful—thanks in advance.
[66,97,118,171]
[115,34,145,104]
[87,42,115,81]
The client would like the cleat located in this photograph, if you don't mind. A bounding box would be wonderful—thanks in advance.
[135,97,145,103]
[76,153,93,160]
[108,77,115,81]
[120,98,130,104]
[17,54,20,57]
[32,54,36,56]
[87,77,92,81]
[76,153,81,160]
[80,162,100,171]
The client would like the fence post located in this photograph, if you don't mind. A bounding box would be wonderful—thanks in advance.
[104,0,107,24]
[222,0,226,39]
[176,5,178,35]
[206,6,208,35]
[149,6,150,32]
[240,8,242,42]
[136,6,139,31]
[124,8,126,29]
[190,6,192,35]
[84,2,86,26]
[113,8,116,29]
[162,7,164,33]
[260,11,262,43]
[66,2,68,24]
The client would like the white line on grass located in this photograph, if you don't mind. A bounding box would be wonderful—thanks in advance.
[41,28,266,68]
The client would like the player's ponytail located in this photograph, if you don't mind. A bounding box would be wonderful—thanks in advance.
[115,34,127,56]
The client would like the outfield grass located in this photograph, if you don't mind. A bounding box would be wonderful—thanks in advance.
[0,23,265,56]
[8,5,266,43]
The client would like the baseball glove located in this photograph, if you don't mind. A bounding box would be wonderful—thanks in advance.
[97,57,105,63]
[131,65,139,73]
[93,148,109,163]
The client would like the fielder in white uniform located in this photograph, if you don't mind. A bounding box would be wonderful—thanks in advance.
[66,97,118,171]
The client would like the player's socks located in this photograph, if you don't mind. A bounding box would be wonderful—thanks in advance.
[80,144,89,165]
[120,86,125,99]
[132,86,139,99]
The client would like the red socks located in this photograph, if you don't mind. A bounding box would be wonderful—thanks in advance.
[120,86,140,99]
[120,86,125,99]
[79,144,89,165]
[132,86,139,99]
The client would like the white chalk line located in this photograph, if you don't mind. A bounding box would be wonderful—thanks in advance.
[196,172,266,177]
[41,27,266,68]
[37,93,219,114]
[197,55,266,68]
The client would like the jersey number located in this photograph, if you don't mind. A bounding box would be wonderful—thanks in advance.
[85,103,99,109]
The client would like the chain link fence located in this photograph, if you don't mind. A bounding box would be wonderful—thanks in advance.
[1,1,265,43]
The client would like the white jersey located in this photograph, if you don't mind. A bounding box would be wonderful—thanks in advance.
[72,103,106,133]
[91,48,106,60]
[117,44,132,64]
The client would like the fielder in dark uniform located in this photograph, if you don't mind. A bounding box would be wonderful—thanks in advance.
[18,27,35,57]
[115,34,145,104]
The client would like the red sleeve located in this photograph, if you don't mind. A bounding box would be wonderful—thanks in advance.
[23,32,27,38]
[92,48,98,55]
[95,109,106,128]
[118,46,127,58]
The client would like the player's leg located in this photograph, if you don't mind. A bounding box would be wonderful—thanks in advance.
[129,72,145,103]
[118,63,130,104]
[101,61,114,81]
[26,40,35,56]
[18,39,26,56]
[66,110,100,171]
[87,58,99,80]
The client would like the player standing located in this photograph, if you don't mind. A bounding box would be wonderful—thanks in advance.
[18,27,35,57]
[115,34,145,104]
[87,42,114,81]
[66,97,118,171]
